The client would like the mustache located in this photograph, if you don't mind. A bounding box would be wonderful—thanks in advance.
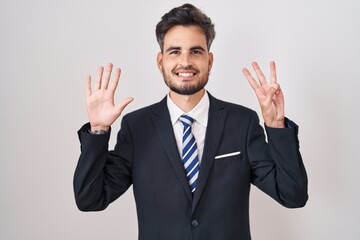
[173,66,198,72]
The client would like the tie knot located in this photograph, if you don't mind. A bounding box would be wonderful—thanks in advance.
[180,115,194,127]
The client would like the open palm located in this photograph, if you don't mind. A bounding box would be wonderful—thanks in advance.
[86,63,133,131]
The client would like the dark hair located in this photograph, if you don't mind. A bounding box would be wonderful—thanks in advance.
[155,3,216,52]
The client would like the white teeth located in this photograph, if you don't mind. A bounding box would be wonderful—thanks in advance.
[178,72,194,77]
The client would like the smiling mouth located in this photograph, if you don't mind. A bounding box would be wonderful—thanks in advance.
[176,72,196,77]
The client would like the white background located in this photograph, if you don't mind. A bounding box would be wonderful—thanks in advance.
[1,0,359,239]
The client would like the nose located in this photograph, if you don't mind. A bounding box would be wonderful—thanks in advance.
[179,52,192,68]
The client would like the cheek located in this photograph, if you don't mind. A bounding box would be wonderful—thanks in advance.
[162,62,176,73]
[197,58,210,69]
[199,64,210,74]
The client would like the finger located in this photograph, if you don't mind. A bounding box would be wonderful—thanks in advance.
[86,75,92,96]
[101,63,113,89]
[243,68,265,96]
[263,85,278,107]
[266,83,280,101]
[252,61,267,86]
[273,84,284,106]
[242,67,260,91]
[108,67,121,95]
[243,67,266,100]
[270,61,277,84]
[115,97,134,114]
[95,66,104,90]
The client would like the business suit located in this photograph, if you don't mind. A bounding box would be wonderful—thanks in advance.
[74,93,308,240]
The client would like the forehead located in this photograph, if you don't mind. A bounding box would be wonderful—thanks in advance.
[163,25,207,49]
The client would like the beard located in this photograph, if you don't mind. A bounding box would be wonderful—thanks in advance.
[162,68,209,95]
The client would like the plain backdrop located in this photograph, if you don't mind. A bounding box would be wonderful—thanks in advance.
[1,0,359,239]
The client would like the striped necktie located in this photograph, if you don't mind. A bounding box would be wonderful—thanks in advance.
[180,115,200,194]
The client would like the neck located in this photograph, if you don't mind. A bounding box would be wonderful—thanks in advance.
[169,89,205,113]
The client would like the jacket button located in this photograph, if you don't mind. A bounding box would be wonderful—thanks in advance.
[191,220,199,228]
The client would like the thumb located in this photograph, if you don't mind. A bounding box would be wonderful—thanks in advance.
[268,83,280,96]
[263,83,279,105]
[116,97,134,114]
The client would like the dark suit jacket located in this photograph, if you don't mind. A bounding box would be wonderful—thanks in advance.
[74,93,308,240]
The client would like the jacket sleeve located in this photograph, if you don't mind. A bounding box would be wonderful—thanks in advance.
[247,113,308,208]
[73,117,133,211]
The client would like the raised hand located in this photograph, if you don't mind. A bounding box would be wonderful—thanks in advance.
[86,63,133,132]
[242,61,285,128]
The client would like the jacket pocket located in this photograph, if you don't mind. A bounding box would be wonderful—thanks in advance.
[215,151,241,160]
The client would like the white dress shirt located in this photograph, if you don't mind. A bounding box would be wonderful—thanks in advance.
[167,91,209,163]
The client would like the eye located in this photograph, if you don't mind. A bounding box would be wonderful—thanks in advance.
[192,50,202,55]
[169,50,180,55]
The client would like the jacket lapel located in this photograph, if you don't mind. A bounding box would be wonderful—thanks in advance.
[150,97,193,202]
[192,94,227,212]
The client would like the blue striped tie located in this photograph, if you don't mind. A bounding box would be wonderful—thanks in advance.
[180,115,200,194]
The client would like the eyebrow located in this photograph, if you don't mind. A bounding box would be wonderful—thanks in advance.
[165,45,207,53]
[165,46,181,53]
[190,46,206,52]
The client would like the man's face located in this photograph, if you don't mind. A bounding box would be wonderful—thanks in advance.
[157,25,213,95]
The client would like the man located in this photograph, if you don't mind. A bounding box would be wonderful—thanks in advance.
[74,3,308,240]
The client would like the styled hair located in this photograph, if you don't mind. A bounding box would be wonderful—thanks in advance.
[155,3,216,52]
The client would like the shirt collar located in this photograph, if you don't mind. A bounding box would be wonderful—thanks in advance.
[167,91,209,127]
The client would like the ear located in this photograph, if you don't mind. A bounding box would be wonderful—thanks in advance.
[157,52,163,72]
[208,52,214,72]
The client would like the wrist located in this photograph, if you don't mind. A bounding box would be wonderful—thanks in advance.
[265,120,285,128]
[90,125,110,132]
[88,129,108,135]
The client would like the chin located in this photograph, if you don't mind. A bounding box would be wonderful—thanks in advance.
[169,85,205,95]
